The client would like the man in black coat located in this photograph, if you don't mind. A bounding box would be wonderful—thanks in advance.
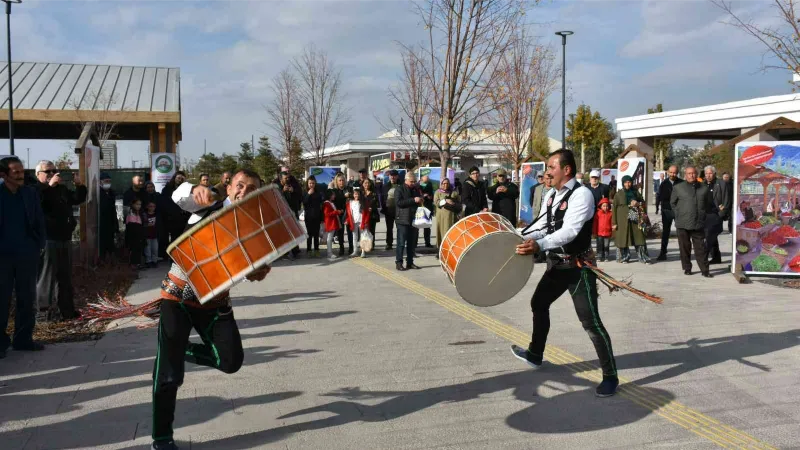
[381,170,402,250]
[703,165,731,265]
[487,168,519,226]
[462,166,487,216]
[722,172,734,233]
[123,174,147,218]
[394,172,423,271]
[587,170,611,208]
[98,172,120,260]
[656,165,682,261]
[0,157,47,356]
[273,168,303,258]
[34,160,87,320]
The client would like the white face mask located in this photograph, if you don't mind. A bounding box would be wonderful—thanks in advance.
[102,183,112,190]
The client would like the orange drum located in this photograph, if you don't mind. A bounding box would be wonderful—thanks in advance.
[167,185,306,304]
[439,212,534,307]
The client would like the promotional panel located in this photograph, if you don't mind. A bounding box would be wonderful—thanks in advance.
[369,152,392,179]
[518,162,546,227]
[307,166,340,187]
[151,153,176,193]
[617,157,646,199]
[600,168,617,186]
[418,166,454,191]
[734,142,800,276]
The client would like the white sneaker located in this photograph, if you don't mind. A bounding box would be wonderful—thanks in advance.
[360,251,366,258]
[328,254,338,260]
[350,251,359,257]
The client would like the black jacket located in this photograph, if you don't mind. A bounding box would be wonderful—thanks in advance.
[395,183,421,226]
[487,181,519,222]
[705,178,732,224]
[381,181,402,216]
[587,183,611,208]
[670,181,713,231]
[98,188,119,235]
[302,189,325,222]
[123,187,148,208]
[657,178,683,212]
[0,183,46,252]
[365,192,380,223]
[38,182,88,241]
[419,181,435,213]
[273,175,303,213]
[462,179,488,216]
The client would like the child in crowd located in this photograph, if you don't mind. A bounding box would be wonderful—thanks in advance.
[125,199,145,269]
[143,200,159,268]
[302,175,324,258]
[345,188,371,258]
[593,197,613,262]
[323,189,341,260]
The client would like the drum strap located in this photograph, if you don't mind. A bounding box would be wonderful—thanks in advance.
[519,185,578,237]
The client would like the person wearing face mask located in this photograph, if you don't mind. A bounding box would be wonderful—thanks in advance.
[98,173,120,260]
[161,171,190,246]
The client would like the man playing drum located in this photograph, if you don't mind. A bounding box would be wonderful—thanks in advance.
[152,168,271,450]
[513,149,619,398]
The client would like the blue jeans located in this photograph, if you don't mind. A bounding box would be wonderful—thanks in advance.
[0,256,39,350]
[396,225,418,265]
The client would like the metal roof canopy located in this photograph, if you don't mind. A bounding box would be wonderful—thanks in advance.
[0,62,181,141]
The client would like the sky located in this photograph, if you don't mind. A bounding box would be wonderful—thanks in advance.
[2,0,793,170]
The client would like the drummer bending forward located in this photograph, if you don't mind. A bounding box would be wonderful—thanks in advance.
[513,150,619,398]
[152,169,270,450]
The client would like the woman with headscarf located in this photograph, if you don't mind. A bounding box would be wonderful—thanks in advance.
[160,171,191,246]
[612,175,651,264]
[433,177,461,259]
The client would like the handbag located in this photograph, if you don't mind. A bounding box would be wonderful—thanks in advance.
[360,229,374,252]
[413,207,433,229]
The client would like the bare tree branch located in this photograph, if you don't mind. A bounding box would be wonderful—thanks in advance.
[69,90,125,147]
[265,68,302,162]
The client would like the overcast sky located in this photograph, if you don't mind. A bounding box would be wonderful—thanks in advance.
[3,0,792,170]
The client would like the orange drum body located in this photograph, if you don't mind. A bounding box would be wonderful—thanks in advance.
[439,212,534,307]
[167,185,306,304]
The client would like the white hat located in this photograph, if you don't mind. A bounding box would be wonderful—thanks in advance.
[589,169,601,178]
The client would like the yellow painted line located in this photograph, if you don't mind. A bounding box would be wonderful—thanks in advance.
[351,258,777,450]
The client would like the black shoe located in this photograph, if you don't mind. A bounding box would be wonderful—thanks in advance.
[708,258,722,265]
[396,262,406,271]
[152,440,179,450]
[13,341,44,352]
[0,348,6,359]
[656,254,667,261]
[684,270,692,276]
[385,245,393,251]
[595,376,619,398]
[511,345,543,369]
[407,263,421,270]
[425,244,433,248]
[702,272,714,278]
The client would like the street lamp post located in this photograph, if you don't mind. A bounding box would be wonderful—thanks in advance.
[554,30,573,151]
[3,0,20,156]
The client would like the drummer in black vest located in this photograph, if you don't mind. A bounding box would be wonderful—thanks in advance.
[513,149,619,398]
[151,168,271,450]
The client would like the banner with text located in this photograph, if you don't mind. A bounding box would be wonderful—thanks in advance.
[151,153,176,193]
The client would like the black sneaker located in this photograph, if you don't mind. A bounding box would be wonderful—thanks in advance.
[595,376,619,398]
[510,345,542,369]
[152,440,179,450]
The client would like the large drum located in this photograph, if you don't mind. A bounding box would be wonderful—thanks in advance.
[439,212,534,307]
[167,185,306,304]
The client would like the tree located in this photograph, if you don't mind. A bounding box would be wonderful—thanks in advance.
[265,68,302,161]
[407,0,522,180]
[713,0,800,89]
[219,153,239,176]
[292,44,352,165]
[386,46,437,168]
[238,142,255,170]
[566,104,601,173]
[254,136,280,181]
[69,90,126,147]
[528,101,552,161]
[647,104,675,170]
[55,151,75,170]
[195,152,221,178]
[286,137,305,178]
[491,28,559,171]
[592,117,616,168]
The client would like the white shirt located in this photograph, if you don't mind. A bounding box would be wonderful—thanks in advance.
[523,178,595,252]
[172,182,231,225]
[349,201,362,224]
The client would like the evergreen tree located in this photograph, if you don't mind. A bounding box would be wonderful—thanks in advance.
[219,153,239,175]
[286,137,305,178]
[195,152,221,178]
[238,142,255,170]
[254,136,280,181]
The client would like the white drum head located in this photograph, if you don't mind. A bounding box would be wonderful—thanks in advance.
[453,232,534,307]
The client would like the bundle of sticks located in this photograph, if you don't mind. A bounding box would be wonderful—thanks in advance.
[576,258,663,304]
[81,295,161,329]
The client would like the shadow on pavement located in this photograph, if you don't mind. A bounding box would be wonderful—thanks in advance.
[236,290,339,307]
[181,367,675,449]
[591,329,800,385]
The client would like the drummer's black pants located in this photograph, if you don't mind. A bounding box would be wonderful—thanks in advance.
[152,300,244,441]
[529,267,617,377]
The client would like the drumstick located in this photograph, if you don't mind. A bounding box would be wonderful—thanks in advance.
[488,251,518,286]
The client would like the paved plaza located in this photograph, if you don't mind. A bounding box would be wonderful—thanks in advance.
[1,220,799,450]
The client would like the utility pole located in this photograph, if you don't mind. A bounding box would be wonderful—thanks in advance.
[204,138,206,155]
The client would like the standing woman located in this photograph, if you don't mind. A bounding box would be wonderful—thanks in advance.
[433,177,461,259]
[612,175,649,264]
[302,175,325,258]
[160,171,190,246]
[362,179,380,239]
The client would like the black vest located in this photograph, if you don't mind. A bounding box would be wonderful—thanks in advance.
[545,184,594,255]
